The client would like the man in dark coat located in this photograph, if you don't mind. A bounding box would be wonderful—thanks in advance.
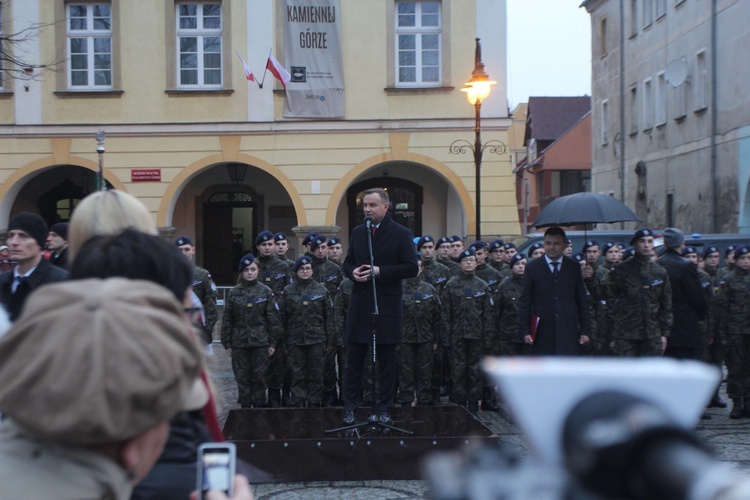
[656,228,707,359]
[341,188,418,424]
[0,212,68,321]
[517,226,591,355]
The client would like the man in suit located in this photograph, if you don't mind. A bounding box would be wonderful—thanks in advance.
[517,226,591,355]
[341,188,419,424]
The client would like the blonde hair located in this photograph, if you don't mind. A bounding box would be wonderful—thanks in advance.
[69,190,157,257]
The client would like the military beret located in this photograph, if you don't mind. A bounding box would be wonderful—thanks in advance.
[238,253,256,271]
[175,236,194,247]
[703,246,720,259]
[630,228,655,246]
[310,235,327,251]
[726,245,736,257]
[470,241,488,252]
[603,240,617,253]
[456,248,476,263]
[616,242,626,250]
[489,239,505,250]
[582,239,600,252]
[273,232,287,242]
[573,252,586,263]
[302,232,320,247]
[682,246,698,256]
[254,230,274,246]
[734,245,749,259]
[450,235,462,244]
[328,237,342,246]
[437,237,451,247]
[416,235,435,250]
[292,255,313,273]
[503,242,517,250]
[566,238,572,245]
[621,247,635,260]
[529,242,544,253]
[510,253,526,267]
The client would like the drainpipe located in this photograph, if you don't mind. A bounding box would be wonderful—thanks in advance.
[619,0,626,204]
[710,0,718,232]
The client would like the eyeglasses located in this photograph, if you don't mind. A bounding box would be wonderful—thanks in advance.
[183,306,204,324]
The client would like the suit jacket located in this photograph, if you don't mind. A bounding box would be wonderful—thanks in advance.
[0,258,69,321]
[343,212,418,344]
[517,256,591,355]
[656,249,707,349]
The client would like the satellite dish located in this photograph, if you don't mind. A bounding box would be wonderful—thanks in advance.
[666,57,688,87]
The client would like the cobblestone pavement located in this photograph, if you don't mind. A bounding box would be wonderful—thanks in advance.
[206,344,750,499]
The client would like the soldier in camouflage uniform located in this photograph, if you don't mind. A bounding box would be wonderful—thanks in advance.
[327,237,344,267]
[496,253,530,356]
[307,235,344,406]
[175,236,218,345]
[274,232,295,268]
[528,242,545,260]
[719,245,750,418]
[449,235,465,260]
[416,236,451,404]
[499,243,518,280]
[572,253,601,355]
[582,239,601,272]
[701,245,728,408]
[603,229,673,357]
[437,236,461,276]
[221,254,282,408]
[593,241,620,355]
[255,230,292,407]
[397,258,441,406]
[279,256,333,407]
[442,248,494,414]
[489,239,507,272]
[718,245,737,280]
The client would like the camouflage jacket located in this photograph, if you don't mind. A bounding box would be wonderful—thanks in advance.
[192,265,218,343]
[257,254,291,295]
[420,258,451,297]
[279,278,333,346]
[475,263,503,294]
[332,278,353,347]
[402,277,441,344]
[441,272,494,348]
[311,255,343,297]
[603,255,673,340]
[489,260,507,273]
[496,273,524,344]
[221,279,281,349]
[437,256,461,276]
[720,267,750,336]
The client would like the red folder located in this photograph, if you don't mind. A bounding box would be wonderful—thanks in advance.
[530,315,540,343]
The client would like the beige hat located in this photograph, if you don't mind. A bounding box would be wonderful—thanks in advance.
[0,278,207,445]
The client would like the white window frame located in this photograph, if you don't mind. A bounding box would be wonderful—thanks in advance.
[643,0,654,28]
[176,2,223,89]
[395,0,442,87]
[656,71,667,126]
[643,77,653,130]
[629,84,639,134]
[694,49,708,112]
[601,99,609,145]
[66,3,113,90]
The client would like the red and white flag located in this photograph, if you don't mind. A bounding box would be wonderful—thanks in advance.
[266,53,291,89]
[235,51,255,82]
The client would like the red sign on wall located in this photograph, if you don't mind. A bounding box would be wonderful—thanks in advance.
[131,169,161,182]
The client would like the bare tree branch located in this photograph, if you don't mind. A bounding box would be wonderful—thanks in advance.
[1,21,64,82]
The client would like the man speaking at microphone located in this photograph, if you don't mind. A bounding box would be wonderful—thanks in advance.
[341,188,418,425]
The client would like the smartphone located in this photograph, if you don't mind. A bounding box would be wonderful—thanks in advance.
[197,442,236,499]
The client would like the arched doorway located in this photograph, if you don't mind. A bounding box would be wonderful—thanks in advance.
[347,178,423,236]
[203,191,258,285]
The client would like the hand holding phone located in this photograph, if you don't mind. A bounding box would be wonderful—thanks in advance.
[197,443,236,500]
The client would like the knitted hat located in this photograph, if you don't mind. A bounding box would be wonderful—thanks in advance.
[49,222,69,241]
[663,228,685,248]
[8,212,48,249]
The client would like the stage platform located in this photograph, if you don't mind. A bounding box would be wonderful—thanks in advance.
[223,406,498,483]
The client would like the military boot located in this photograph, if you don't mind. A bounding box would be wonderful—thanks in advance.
[730,398,743,419]
[267,389,281,408]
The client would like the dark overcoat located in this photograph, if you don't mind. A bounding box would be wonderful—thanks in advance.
[0,258,69,321]
[656,249,707,349]
[343,212,418,344]
[517,256,591,355]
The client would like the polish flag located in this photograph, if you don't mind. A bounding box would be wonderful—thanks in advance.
[266,53,291,89]
[235,51,255,82]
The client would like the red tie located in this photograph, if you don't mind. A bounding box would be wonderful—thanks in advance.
[371,226,377,237]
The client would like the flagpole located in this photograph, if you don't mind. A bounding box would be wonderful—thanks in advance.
[259,48,272,88]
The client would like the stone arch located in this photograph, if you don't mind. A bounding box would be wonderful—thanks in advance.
[157,153,306,227]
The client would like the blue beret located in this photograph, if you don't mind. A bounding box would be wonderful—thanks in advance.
[510,253,526,267]
[310,235,327,251]
[254,230,274,246]
[238,253,256,271]
[582,239,600,252]
[273,232,287,242]
[293,255,313,273]
[529,242,543,253]
[503,242,516,250]
[450,235,462,244]
[328,237,342,246]
[702,246,719,258]
[437,237,451,246]
[682,246,698,256]
[726,245,737,257]
[621,247,635,260]
[573,252,586,263]
[456,248,476,263]
[302,232,320,246]
[489,239,505,250]
[734,245,749,259]
[417,235,435,250]
[175,236,193,247]
[470,241,488,252]
[630,228,655,246]
[603,240,617,253]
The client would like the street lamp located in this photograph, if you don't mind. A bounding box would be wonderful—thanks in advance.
[450,38,505,241]
[95,129,107,191]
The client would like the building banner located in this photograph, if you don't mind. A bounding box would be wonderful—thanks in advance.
[283,0,344,118]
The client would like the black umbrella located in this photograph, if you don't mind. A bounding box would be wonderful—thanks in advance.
[533,192,640,228]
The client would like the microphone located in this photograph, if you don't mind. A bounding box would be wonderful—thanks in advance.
[364,217,373,229]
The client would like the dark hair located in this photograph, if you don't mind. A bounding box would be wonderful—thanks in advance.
[70,228,192,301]
[544,226,567,240]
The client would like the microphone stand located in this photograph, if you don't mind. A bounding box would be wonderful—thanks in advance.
[326,217,412,436]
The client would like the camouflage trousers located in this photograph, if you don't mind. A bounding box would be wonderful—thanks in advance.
[610,337,663,357]
[267,346,288,392]
[323,346,346,399]
[396,342,434,405]
[497,339,530,357]
[449,338,483,403]
[231,346,270,407]
[287,342,326,406]
[725,335,750,398]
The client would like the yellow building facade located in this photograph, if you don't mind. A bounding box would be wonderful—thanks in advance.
[0,0,520,284]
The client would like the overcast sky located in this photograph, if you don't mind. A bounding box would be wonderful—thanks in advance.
[506,0,592,109]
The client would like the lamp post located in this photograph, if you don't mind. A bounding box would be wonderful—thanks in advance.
[449,38,504,241]
[95,129,106,191]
